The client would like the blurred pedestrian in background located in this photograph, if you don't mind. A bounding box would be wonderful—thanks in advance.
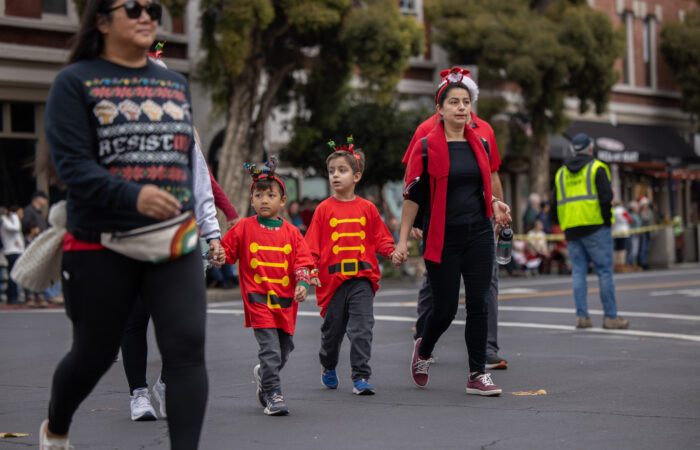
[612,200,632,271]
[286,200,307,235]
[522,192,540,232]
[638,196,655,270]
[626,200,641,268]
[536,201,552,234]
[1,205,25,305]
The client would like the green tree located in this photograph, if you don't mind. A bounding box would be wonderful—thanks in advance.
[424,0,624,197]
[198,0,423,216]
[285,101,428,189]
[660,2,700,129]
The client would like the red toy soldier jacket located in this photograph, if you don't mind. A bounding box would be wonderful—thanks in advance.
[305,196,395,317]
[222,216,313,335]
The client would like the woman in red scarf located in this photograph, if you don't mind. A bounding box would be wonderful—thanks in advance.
[393,76,511,395]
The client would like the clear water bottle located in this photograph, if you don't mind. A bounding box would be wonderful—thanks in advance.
[495,226,513,265]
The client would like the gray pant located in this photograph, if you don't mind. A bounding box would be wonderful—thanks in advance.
[319,278,375,381]
[254,328,294,394]
[415,252,500,356]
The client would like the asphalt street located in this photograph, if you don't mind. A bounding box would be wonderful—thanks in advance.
[1,266,699,449]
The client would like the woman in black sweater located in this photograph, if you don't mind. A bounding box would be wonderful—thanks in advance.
[40,1,207,448]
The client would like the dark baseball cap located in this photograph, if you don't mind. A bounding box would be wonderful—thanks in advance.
[570,133,593,152]
[32,190,48,199]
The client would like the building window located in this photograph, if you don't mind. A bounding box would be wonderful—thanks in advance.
[622,11,635,86]
[400,0,418,16]
[642,17,657,88]
[42,0,68,15]
[10,103,35,133]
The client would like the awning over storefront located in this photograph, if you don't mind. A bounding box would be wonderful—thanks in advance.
[558,121,700,165]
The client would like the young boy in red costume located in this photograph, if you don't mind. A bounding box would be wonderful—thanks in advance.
[305,137,395,395]
[221,157,314,416]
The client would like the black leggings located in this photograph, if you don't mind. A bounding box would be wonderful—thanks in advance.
[121,297,166,394]
[48,249,208,450]
[419,220,494,373]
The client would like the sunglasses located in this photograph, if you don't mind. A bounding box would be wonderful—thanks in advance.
[106,1,162,21]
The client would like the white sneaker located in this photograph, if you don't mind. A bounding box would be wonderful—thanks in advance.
[130,388,157,421]
[40,419,73,450]
[152,378,167,418]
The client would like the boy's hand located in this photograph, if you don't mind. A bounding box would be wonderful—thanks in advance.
[310,276,321,287]
[295,284,308,302]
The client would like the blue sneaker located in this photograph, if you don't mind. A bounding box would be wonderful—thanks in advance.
[264,390,289,416]
[321,368,338,389]
[253,364,265,408]
[352,378,375,395]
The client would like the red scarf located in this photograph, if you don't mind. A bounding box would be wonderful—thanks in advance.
[403,121,493,263]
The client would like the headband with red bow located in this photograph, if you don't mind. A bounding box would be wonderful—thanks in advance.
[436,66,479,104]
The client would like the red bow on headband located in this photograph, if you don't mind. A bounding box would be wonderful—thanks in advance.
[439,67,471,83]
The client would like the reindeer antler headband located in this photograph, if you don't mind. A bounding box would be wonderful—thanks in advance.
[244,155,286,195]
[328,136,361,171]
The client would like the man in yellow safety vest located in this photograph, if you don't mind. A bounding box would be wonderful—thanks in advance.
[554,133,629,330]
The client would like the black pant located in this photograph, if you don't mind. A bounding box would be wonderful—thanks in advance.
[319,278,375,381]
[121,296,167,394]
[419,220,494,374]
[48,249,208,450]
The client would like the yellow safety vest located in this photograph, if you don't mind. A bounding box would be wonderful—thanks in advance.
[555,159,614,231]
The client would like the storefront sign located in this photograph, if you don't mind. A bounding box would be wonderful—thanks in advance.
[596,137,625,152]
[597,150,639,162]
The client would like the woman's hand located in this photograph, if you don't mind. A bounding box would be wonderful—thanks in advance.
[137,185,181,220]
[392,242,409,267]
[492,200,512,228]
[310,276,321,288]
[208,239,226,268]
[295,284,308,302]
[409,227,423,240]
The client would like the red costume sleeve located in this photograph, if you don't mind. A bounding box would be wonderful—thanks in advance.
[293,228,315,273]
[209,169,238,220]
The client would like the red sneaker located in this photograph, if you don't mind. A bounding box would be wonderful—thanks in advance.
[410,338,433,388]
[466,373,502,396]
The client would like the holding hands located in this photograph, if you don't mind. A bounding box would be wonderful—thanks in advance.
[295,284,308,302]
[208,238,226,268]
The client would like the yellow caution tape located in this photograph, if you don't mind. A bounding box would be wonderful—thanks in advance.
[513,224,672,241]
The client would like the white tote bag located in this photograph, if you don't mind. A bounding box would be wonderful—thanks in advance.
[11,201,66,292]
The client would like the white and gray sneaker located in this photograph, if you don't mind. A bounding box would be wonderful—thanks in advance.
[130,388,157,421]
[152,378,167,418]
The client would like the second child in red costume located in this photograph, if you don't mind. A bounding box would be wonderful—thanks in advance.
[221,157,313,416]
[305,138,395,395]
